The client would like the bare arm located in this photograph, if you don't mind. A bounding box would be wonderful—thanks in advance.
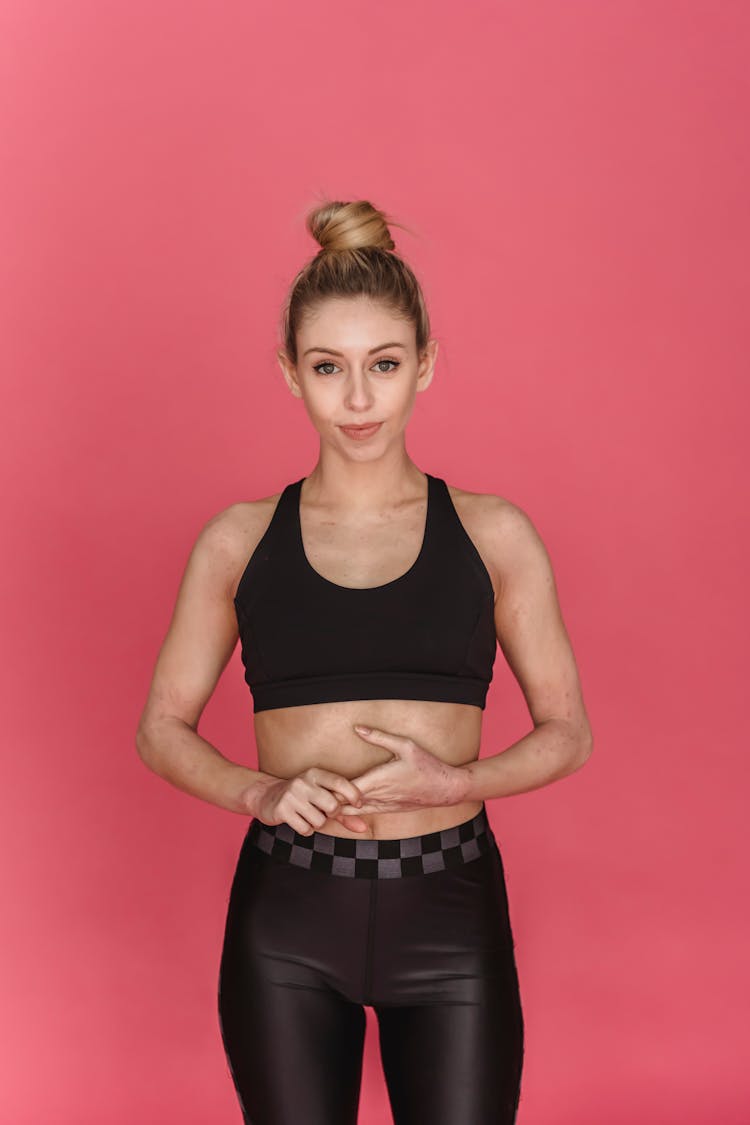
[457,500,593,802]
[135,507,278,816]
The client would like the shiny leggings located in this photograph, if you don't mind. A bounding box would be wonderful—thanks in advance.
[217,806,524,1124]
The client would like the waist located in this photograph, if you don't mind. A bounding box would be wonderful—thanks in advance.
[313,798,486,840]
[254,699,484,837]
[246,803,495,878]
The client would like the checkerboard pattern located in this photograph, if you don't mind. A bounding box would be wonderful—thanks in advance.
[247,805,494,878]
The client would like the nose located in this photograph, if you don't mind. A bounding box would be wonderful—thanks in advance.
[343,369,375,411]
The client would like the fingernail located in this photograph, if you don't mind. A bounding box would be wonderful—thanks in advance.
[354,724,371,734]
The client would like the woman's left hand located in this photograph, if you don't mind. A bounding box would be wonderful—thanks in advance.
[337,725,470,816]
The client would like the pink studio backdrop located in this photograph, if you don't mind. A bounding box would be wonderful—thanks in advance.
[1,2,747,1123]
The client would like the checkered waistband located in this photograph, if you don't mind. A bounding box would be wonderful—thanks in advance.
[246,804,494,878]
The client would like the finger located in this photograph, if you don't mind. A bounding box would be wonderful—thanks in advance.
[353,725,410,753]
[334,813,370,833]
[339,803,379,816]
[285,811,322,836]
[312,771,364,808]
[348,761,399,791]
[292,804,350,836]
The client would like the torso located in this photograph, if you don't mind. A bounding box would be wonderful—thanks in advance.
[226,476,508,840]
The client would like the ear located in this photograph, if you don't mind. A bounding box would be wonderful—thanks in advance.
[416,338,438,393]
[277,349,303,398]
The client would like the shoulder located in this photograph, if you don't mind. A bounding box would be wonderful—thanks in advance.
[444,479,548,602]
[189,487,286,600]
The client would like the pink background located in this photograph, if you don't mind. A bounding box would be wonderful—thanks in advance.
[2,1,748,1122]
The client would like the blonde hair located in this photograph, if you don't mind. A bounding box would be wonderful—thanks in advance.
[280,199,431,365]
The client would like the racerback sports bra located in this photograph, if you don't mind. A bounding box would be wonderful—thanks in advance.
[233,473,497,713]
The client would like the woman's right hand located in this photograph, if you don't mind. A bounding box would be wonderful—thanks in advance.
[249,768,370,834]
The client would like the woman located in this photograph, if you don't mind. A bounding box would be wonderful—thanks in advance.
[136,198,593,1124]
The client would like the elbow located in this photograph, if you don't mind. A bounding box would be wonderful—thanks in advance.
[562,720,593,774]
[575,725,594,768]
[135,722,154,765]
[135,713,186,771]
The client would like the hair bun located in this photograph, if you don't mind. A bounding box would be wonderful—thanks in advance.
[281,198,429,366]
[307,199,397,253]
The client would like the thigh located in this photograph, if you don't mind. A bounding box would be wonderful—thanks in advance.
[376,983,523,1125]
[217,840,367,1125]
[374,845,524,1124]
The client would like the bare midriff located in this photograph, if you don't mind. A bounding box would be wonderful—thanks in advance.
[253,697,484,840]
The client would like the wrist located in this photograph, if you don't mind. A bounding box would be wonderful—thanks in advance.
[234,769,279,817]
[452,761,477,804]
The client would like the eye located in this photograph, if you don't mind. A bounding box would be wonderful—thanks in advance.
[311,358,401,376]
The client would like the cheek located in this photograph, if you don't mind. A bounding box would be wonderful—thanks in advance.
[390,381,418,413]
[301,379,335,408]
[301,390,343,431]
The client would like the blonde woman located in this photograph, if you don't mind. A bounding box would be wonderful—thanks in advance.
[136,198,593,1124]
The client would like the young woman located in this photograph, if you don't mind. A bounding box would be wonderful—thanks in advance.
[136,198,593,1125]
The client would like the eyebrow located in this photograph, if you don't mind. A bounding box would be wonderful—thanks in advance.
[302,341,408,357]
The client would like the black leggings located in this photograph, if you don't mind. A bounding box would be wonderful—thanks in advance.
[217,805,524,1124]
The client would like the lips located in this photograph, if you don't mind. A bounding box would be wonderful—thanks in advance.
[340,422,382,439]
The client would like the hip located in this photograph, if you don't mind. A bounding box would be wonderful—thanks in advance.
[220,804,520,1005]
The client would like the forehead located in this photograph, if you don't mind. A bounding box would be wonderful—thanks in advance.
[298,296,411,343]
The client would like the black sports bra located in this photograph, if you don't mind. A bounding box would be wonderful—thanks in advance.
[233,473,497,712]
